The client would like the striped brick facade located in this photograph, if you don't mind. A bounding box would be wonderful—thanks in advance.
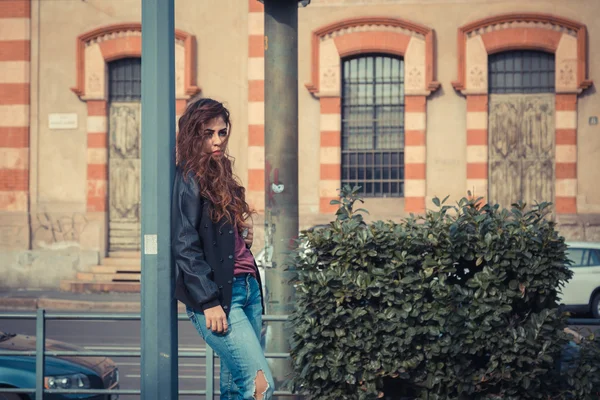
[247,0,266,211]
[404,96,427,212]
[71,24,198,215]
[69,24,198,253]
[319,97,341,213]
[306,17,440,213]
[0,0,31,249]
[86,101,108,212]
[465,94,488,202]
[555,94,578,214]
[453,14,592,214]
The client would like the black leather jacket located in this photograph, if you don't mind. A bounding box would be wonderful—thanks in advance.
[171,168,264,315]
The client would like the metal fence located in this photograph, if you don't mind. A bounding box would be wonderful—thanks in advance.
[0,310,598,399]
[0,310,296,399]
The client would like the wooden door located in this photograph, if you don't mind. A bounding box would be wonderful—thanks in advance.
[108,102,141,251]
[488,94,554,209]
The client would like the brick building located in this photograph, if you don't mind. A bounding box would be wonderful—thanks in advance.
[1,0,599,290]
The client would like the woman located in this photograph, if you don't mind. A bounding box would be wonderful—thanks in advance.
[171,98,274,400]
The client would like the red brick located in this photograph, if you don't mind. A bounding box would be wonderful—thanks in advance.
[320,97,340,114]
[0,40,30,61]
[0,0,30,18]
[0,169,28,191]
[405,96,426,113]
[0,83,29,105]
[248,125,264,146]
[404,197,425,213]
[405,164,426,180]
[320,131,340,147]
[320,164,341,180]
[248,80,264,102]
[0,127,28,147]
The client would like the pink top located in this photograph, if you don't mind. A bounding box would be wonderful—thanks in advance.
[233,227,257,277]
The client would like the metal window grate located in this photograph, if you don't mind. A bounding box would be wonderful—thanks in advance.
[489,50,555,94]
[109,58,142,101]
[341,55,404,197]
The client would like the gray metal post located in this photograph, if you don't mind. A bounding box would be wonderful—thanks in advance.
[140,0,177,399]
[35,309,45,399]
[263,0,300,394]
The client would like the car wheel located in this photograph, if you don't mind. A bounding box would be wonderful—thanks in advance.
[0,393,23,400]
[592,292,600,319]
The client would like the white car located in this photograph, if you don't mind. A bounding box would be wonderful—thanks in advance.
[562,241,600,318]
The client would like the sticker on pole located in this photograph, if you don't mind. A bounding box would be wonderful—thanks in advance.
[144,234,158,255]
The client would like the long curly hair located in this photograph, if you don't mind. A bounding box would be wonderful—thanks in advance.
[176,98,253,228]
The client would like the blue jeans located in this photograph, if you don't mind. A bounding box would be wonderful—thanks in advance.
[186,274,274,399]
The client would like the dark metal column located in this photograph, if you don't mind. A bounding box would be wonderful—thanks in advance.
[263,0,300,394]
[140,0,177,399]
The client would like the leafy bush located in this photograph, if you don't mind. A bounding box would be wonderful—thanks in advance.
[288,186,600,400]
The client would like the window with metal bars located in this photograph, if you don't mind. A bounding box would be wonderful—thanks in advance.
[341,54,405,197]
[489,50,555,94]
[108,58,142,101]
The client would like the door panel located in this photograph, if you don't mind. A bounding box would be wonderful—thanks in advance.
[488,94,555,209]
[108,102,141,251]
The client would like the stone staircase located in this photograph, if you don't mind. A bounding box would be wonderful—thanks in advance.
[60,251,141,293]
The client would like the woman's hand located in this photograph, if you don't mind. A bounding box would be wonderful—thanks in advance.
[240,220,254,248]
[204,305,228,333]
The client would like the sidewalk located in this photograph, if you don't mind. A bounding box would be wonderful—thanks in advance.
[0,289,186,313]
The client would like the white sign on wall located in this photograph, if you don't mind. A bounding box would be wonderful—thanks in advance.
[48,113,78,130]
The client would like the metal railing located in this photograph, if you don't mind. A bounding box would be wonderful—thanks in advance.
[0,310,296,399]
[0,310,598,399]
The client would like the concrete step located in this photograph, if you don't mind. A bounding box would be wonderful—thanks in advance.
[108,251,141,259]
[101,257,141,267]
[76,272,141,282]
[60,280,141,293]
[90,265,141,274]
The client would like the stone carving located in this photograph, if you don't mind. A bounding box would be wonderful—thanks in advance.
[110,105,140,158]
[469,66,486,90]
[109,103,141,251]
[407,67,423,91]
[489,94,555,210]
[467,20,577,39]
[558,59,576,87]
[321,67,338,91]
[91,29,141,45]
[88,72,101,93]
[325,23,424,41]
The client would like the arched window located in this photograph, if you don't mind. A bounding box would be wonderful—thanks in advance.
[488,50,555,94]
[341,54,404,197]
[109,58,142,101]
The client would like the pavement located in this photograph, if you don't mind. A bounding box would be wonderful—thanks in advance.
[0,289,189,312]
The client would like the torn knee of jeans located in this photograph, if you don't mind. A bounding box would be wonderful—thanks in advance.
[253,370,269,400]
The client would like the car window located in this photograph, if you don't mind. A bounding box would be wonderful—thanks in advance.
[588,249,600,266]
[566,248,585,267]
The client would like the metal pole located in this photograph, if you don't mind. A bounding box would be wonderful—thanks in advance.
[35,309,45,400]
[205,345,215,400]
[140,0,177,399]
[263,0,299,395]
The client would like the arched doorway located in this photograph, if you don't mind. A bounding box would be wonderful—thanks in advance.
[108,57,142,251]
[488,50,555,208]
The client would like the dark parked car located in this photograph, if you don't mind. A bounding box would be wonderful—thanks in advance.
[0,330,119,400]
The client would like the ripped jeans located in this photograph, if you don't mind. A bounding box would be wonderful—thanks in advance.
[186,274,274,400]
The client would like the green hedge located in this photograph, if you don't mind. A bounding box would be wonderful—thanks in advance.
[288,186,600,400]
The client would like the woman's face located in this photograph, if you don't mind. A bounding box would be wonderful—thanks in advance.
[201,117,228,157]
